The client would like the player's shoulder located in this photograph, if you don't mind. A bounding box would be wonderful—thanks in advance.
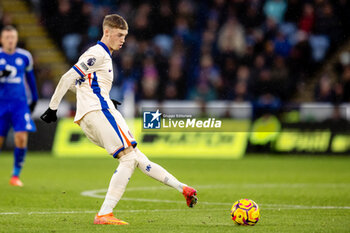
[81,44,106,59]
[15,48,33,59]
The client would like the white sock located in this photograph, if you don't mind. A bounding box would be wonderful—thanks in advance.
[135,148,185,192]
[98,151,137,216]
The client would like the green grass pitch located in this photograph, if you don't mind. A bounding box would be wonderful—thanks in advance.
[0,153,349,233]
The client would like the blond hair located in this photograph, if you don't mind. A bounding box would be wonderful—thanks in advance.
[103,14,128,30]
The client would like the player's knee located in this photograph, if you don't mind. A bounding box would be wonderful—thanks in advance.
[14,132,28,148]
[135,149,151,169]
[118,150,137,169]
[0,136,4,149]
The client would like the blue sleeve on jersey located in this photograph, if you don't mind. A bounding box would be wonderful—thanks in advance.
[25,70,38,102]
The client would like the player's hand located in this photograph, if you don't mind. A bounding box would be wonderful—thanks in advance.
[111,99,122,109]
[0,69,11,78]
[40,108,57,123]
[29,101,37,113]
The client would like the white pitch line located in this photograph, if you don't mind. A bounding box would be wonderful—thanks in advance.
[0,208,226,216]
[80,186,350,210]
[127,183,350,190]
[1,204,350,216]
[81,183,350,199]
[82,183,350,195]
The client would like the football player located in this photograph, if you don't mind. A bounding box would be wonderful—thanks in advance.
[41,14,197,225]
[0,25,38,187]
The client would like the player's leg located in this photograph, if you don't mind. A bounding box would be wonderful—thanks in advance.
[10,132,28,185]
[94,151,136,225]
[10,102,36,187]
[134,148,198,207]
[135,148,184,191]
[0,104,11,153]
[80,110,135,224]
[0,136,5,160]
[109,108,198,207]
[96,150,137,218]
[0,136,4,151]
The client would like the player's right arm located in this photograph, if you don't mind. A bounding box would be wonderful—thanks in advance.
[0,64,11,79]
[40,68,79,123]
[41,47,103,123]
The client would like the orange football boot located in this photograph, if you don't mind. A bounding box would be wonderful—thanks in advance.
[183,186,198,208]
[9,176,23,187]
[93,213,129,225]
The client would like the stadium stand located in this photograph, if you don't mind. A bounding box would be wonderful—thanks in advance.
[0,0,69,99]
[1,0,350,105]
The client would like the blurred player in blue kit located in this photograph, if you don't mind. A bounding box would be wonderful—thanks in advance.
[0,25,38,187]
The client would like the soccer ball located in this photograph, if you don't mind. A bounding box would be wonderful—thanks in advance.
[230,199,260,226]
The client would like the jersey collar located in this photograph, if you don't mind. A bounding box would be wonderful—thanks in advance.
[97,41,111,57]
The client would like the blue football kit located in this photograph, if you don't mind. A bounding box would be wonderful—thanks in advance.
[0,48,38,136]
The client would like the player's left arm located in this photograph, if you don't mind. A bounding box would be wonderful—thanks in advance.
[25,70,39,112]
[24,52,39,112]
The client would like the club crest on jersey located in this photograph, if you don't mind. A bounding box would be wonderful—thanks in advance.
[87,57,96,66]
[15,58,23,66]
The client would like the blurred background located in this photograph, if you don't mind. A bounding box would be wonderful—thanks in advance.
[1,0,350,156]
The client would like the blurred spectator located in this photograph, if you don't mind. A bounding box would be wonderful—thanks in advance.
[217,17,246,57]
[287,31,313,85]
[190,54,222,101]
[232,81,251,102]
[314,74,335,102]
[151,0,174,35]
[270,56,289,99]
[0,11,14,30]
[334,0,350,38]
[139,56,159,100]
[241,3,264,29]
[313,2,342,43]
[298,3,315,34]
[162,53,187,100]
[263,0,287,24]
[220,56,237,86]
[340,65,350,102]
[284,0,302,23]
[273,31,291,58]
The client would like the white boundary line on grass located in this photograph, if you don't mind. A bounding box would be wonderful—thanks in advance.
[0,208,226,215]
[80,183,350,199]
[1,204,350,216]
[2,183,349,216]
[80,185,350,210]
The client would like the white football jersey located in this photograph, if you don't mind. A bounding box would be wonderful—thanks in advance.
[49,41,116,122]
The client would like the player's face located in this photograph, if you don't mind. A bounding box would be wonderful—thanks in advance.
[1,30,18,52]
[108,28,128,51]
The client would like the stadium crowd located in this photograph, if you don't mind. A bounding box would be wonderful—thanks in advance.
[2,0,350,104]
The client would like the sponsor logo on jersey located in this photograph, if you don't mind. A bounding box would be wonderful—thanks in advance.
[80,62,89,71]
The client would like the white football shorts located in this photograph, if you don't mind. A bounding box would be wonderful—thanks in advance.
[79,109,137,158]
